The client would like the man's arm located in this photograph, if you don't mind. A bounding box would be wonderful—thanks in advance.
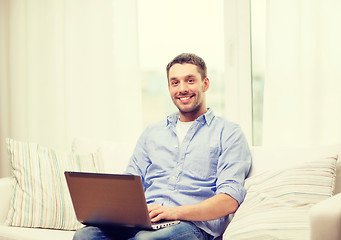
[148,193,238,222]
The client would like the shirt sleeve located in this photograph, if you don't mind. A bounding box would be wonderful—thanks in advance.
[215,124,252,205]
[124,126,152,188]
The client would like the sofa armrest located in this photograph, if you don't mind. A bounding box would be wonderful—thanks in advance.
[310,193,341,240]
[0,177,13,224]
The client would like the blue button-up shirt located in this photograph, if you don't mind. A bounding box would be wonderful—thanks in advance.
[125,109,251,238]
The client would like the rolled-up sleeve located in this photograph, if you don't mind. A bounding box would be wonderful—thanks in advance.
[216,125,252,205]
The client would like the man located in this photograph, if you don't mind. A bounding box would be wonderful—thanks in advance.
[73,53,251,240]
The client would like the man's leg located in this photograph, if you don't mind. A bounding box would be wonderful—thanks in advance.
[73,222,211,240]
[73,226,139,240]
[131,221,211,240]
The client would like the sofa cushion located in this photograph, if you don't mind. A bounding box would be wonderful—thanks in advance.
[5,138,101,230]
[0,177,13,224]
[72,137,134,173]
[223,150,338,240]
[0,225,74,240]
[249,145,341,194]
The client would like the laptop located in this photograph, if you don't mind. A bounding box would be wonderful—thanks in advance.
[64,171,180,230]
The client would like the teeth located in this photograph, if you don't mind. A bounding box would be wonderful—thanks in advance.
[180,97,190,101]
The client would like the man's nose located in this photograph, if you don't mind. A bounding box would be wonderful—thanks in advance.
[179,81,188,93]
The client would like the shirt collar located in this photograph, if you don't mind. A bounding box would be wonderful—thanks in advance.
[166,108,215,126]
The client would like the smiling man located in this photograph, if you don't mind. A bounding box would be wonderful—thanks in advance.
[168,61,209,122]
[73,53,251,240]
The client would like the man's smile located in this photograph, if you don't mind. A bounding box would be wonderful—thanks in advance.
[178,95,194,104]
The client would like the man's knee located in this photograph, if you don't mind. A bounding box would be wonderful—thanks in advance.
[133,229,173,240]
[72,226,103,240]
[73,227,86,240]
[133,222,206,240]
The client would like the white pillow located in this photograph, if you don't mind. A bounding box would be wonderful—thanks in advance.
[6,138,101,230]
[248,145,341,177]
[223,156,337,240]
[72,138,134,173]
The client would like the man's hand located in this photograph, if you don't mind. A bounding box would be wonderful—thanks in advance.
[147,194,239,223]
[148,204,180,222]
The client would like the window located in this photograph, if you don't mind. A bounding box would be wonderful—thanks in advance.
[137,0,225,127]
[251,0,265,146]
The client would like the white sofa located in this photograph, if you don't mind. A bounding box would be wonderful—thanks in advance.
[0,139,340,240]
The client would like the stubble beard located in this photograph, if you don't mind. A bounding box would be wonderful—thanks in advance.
[174,96,204,119]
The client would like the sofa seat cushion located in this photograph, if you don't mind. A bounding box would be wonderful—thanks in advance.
[0,225,74,240]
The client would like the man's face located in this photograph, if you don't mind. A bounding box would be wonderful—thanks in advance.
[168,63,209,122]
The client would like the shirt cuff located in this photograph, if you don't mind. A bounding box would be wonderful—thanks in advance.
[216,184,247,205]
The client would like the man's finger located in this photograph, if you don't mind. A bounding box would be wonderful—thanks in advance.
[149,207,162,218]
[150,211,166,222]
[147,203,160,212]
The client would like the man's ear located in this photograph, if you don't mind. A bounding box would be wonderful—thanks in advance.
[203,77,210,92]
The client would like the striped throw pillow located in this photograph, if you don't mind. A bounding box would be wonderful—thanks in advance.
[5,138,101,230]
[223,156,337,240]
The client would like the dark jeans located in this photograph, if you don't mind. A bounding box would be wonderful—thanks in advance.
[72,221,211,240]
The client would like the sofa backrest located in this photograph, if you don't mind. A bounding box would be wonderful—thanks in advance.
[72,138,134,174]
[72,138,341,195]
[248,145,341,194]
[0,177,13,224]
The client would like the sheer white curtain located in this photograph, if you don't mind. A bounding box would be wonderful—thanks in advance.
[0,0,141,177]
[224,0,253,144]
[262,0,341,147]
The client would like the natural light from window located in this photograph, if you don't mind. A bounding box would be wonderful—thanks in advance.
[137,0,225,127]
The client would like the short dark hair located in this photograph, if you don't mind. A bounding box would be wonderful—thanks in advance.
[166,53,207,80]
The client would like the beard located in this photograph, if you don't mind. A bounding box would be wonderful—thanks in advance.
[172,94,204,117]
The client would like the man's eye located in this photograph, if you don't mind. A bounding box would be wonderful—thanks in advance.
[188,79,194,83]
[171,81,179,86]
